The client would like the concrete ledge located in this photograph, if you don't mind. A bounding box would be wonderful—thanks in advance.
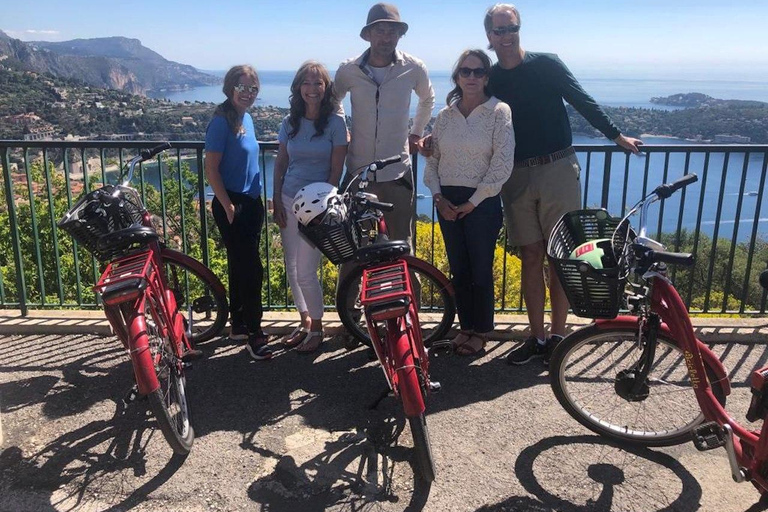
[1,309,766,343]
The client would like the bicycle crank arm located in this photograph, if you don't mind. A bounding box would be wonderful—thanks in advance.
[723,425,748,483]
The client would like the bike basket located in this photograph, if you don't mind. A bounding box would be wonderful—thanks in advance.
[57,184,149,262]
[298,205,360,265]
[547,209,633,319]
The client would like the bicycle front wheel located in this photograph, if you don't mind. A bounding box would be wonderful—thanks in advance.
[550,325,726,447]
[160,247,228,345]
[409,414,436,482]
[337,256,455,347]
[144,297,195,455]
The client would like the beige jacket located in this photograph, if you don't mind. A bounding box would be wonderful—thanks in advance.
[335,49,435,182]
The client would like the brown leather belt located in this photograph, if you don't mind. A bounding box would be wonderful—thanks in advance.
[515,146,576,169]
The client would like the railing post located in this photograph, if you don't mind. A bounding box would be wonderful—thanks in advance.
[1,146,28,315]
[600,149,612,208]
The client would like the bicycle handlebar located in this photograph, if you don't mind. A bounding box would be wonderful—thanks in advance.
[121,142,173,187]
[653,173,698,200]
[343,155,403,195]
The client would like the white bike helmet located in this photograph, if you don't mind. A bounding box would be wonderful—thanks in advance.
[292,182,342,226]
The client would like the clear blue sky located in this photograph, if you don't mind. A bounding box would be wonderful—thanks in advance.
[4,0,767,80]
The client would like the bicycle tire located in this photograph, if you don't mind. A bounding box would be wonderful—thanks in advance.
[160,247,228,345]
[141,295,195,455]
[550,324,726,447]
[336,256,455,348]
[409,413,436,482]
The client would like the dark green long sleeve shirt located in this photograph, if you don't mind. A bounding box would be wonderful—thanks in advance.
[489,52,621,161]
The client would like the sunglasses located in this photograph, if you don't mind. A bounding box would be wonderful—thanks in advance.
[458,67,488,78]
[233,84,259,94]
[491,24,521,36]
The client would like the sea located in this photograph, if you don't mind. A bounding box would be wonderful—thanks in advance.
[147,71,768,242]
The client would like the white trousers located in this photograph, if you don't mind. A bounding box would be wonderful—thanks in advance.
[280,193,324,319]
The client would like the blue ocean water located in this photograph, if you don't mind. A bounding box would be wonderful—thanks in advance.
[146,72,768,242]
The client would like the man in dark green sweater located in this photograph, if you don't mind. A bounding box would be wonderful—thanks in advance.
[485,3,643,366]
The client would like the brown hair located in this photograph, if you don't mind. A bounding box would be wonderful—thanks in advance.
[213,64,260,135]
[484,3,521,51]
[287,61,339,139]
[446,49,493,106]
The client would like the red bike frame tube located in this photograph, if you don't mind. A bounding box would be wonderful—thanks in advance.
[390,315,426,418]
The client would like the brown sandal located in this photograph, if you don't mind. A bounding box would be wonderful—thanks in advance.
[450,330,474,352]
[455,333,488,356]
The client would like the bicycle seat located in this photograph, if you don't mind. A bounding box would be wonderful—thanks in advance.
[355,240,410,265]
[96,225,159,255]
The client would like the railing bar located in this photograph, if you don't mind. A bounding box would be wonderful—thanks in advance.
[99,148,107,185]
[43,147,65,305]
[685,151,709,309]
[157,153,168,240]
[82,148,100,298]
[671,152,692,284]
[722,152,750,313]
[175,148,188,254]
[196,149,209,267]
[621,152,630,215]
[655,152,671,240]
[600,149,612,208]
[24,148,46,307]
[62,148,83,305]
[261,147,271,309]
[1,146,27,314]
[704,152,730,312]
[641,151,651,200]
[582,151,591,208]
[741,151,768,315]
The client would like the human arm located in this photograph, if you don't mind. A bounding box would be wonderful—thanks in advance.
[409,61,436,152]
[272,142,289,228]
[204,151,235,224]
[329,145,346,188]
[328,114,348,188]
[422,115,458,221]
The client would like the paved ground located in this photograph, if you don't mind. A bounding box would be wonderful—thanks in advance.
[2,318,768,511]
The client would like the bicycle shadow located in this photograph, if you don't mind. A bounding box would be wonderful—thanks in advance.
[0,397,186,512]
[478,434,704,512]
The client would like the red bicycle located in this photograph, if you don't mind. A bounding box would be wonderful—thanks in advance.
[548,173,768,496]
[295,157,456,481]
[58,143,228,455]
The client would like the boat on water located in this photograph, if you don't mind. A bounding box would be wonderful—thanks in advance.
[416,193,426,199]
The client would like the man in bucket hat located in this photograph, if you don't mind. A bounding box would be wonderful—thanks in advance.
[335,3,435,249]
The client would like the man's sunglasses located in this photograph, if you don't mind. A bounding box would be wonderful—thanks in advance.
[491,24,520,36]
[458,67,488,78]
[234,84,259,94]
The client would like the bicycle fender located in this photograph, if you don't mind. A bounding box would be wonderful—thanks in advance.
[126,301,160,396]
[594,317,731,396]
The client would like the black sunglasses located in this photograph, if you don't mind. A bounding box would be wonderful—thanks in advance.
[458,67,488,78]
[491,24,520,36]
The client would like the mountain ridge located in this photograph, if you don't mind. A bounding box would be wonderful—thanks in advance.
[0,30,219,95]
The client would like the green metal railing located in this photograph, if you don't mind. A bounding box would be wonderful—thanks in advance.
[1,140,767,316]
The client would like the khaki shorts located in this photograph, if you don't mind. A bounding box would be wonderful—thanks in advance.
[501,153,581,247]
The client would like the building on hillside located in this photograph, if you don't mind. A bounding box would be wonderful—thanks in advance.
[714,134,751,144]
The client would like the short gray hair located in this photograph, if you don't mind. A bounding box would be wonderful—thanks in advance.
[484,3,521,33]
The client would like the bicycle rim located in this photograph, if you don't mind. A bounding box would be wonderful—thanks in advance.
[409,414,436,482]
[337,257,455,348]
[145,301,194,454]
[161,248,228,345]
[551,326,725,447]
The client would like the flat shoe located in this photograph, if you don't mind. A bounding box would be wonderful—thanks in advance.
[283,326,309,348]
[456,333,488,356]
[297,331,324,354]
[450,330,473,352]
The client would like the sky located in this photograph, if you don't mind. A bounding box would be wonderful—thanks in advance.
[3,0,768,81]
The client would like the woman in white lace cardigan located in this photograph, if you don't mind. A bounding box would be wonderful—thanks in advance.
[423,49,515,356]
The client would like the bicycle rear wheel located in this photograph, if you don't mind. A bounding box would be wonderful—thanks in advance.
[160,247,228,345]
[143,296,195,455]
[550,325,726,447]
[337,256,455,347]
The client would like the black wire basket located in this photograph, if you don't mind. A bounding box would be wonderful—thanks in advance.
[298,206,360,265]
[547,209,633,319]
[57,184,149,262]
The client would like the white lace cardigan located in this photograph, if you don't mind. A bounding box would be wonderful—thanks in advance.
[423,96,515,206]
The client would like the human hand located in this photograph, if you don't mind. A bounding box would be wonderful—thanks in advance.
[416,134,434,158]
[436,196,458,221]
[455,202,476,219]
[225,203,236,224]
[272,198,287,228]
[408,133,423,155]
[614,134,644,155]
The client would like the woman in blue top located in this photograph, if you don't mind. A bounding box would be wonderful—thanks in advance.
[273,61,348,353]
[204,64,272,361]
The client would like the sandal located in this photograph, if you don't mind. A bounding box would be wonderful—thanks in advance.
[283,326,309,348]
[455,333,488,356]
[450,330,474,352]
[297,331,324,354]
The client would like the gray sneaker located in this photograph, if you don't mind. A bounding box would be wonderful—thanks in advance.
[507,336,547,365]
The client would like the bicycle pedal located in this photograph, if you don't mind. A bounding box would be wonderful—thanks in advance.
[429,381,441,393]
[692,421,726,451]
[181,349,204,362]
[428,341,453,358]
